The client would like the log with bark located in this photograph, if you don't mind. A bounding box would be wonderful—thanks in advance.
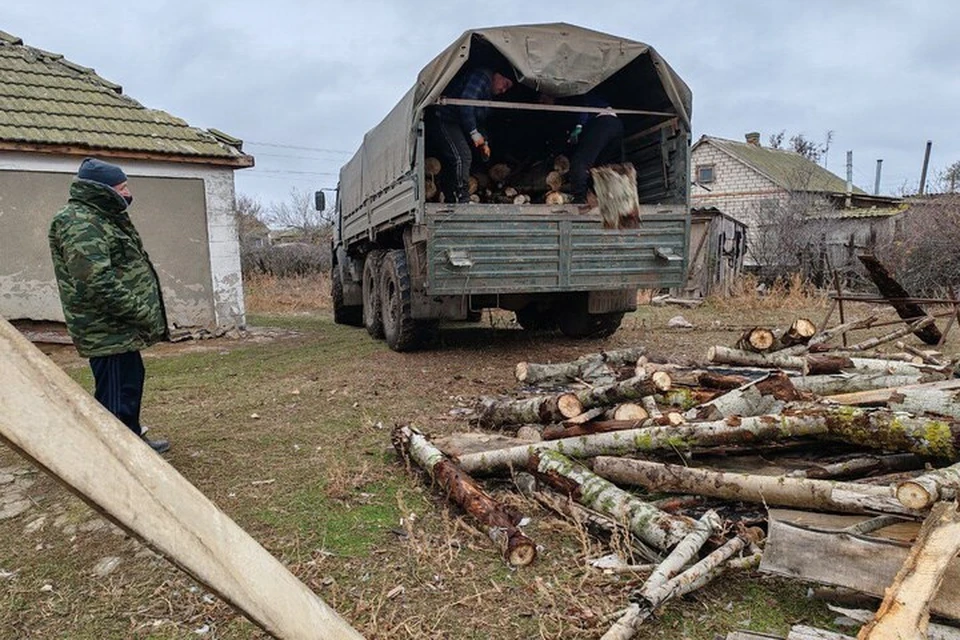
[474,391,584,429]
[457,406,960,474]
[553,154,570,175]
[783,315,880,356]
[392,425,537,566]
[488,162,511,185]
[708,346,854,374]
[775,318,818,349]
[689,371,802,420]
[531,449,695,551]
[737,327,776,352]
[840,316,935,352]
[857,502,960,639]
[789,453,926,480]
[858,254,943,345]
[792,373,926,397]
[896,462,960,510]
[592,457,922,515]
[574,373,672,411]
[591,163,640,229]
[896,341,947,366]
[822,378,960,406]
[515,347,647,386]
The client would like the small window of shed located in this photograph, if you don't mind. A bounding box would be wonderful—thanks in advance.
[697,165,715,184]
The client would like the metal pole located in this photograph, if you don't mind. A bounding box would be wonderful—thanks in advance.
[874,159,883,196]
[845,151,853,208]
[919,140,933,195]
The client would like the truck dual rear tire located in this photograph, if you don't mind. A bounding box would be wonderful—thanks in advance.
[362,250,385,338]
[558,309,625,339]
[332,267,362,327]
[380,249,425,352]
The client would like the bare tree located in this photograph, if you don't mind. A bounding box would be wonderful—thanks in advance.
[265,188,333,245]
[879,194,960,294]
[767,130,835,166]
[235,193,269,248]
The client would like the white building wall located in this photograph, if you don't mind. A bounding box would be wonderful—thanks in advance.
[0,152,245,329]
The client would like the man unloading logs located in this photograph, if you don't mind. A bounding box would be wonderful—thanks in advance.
[429,67,514,203]
[565,92,625,205]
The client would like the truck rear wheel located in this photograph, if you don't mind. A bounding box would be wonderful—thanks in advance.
[332,267,362,327]
[362,250,385,338]
[380,249,422,352]
[558,309,624,339]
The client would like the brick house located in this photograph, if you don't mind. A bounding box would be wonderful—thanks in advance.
[690,133,900,272]
[0,30,254,335]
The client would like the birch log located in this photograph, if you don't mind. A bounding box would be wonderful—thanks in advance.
[737,327,776,352]
[393,425,537,566]
[857,502,960,639]
[531,449,694,550]
[474,392,583,428]
[708,346,852,374]
[888,385,960,419]
[515,347,646,386]
[457,406,960,474]
[593,457,921,516]
[896,462,960,510]
[792,373,925,397]
[575,373,672,410]
[841,316,935,352]
[690,371,802,420]
[824,378,960,406]
[0,318,364,640]
[782,315,880,356]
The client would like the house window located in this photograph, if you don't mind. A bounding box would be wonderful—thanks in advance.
[697,164,715,184]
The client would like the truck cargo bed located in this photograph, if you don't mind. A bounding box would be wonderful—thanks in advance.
[424,204,688,295]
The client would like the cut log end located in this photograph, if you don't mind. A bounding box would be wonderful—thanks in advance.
[545,191,566,205]
[553,154,570,175]
[545,170,564,191]
[651,371,672,392]
[558,393,585,419]
[613,403,649,421]
[515,362,530,383]
[507,539,538,567]
[424,156,441,177]
[738,327,776,352]
[896,481,935,511]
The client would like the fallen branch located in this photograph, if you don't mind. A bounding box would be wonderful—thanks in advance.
[593,457,922,515]
[531,449,694,551]
[841,316,935,352]
[392,425,537,566]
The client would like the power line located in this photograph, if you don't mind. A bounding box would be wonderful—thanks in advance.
[251,151,350,162]
[249,168,339,176]
[245,141,353,154]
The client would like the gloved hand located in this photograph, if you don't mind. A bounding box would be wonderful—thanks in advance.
[567,124,583,145]
[470,129,491,161]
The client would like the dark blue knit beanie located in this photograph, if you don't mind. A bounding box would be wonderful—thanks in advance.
[77,157,127,187]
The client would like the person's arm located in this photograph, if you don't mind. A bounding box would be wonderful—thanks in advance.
[457,71,492,135]
[56,217,156,328]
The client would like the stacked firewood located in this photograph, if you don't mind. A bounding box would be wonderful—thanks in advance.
[393,315,960,638]
[424,155,575,205]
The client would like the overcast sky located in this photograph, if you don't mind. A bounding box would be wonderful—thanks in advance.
[4,1,958,207]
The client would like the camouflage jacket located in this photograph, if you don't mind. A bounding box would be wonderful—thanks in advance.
[49,180,168,358]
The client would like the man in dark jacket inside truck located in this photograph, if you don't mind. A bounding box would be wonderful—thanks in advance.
[48,158,171,454]
[430,67,514,203]
[566,92,624,205]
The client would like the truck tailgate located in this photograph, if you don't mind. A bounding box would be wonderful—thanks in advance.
[424,204,688,295]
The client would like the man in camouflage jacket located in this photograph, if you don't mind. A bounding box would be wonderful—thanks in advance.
[49,158,171,453]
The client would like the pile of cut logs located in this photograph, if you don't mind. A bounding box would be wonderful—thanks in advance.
[393,315,960,639]
[424,154,575,205]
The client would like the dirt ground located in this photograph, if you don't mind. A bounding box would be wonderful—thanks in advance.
[2,284,957,639]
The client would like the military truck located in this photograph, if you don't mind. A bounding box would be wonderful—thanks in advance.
[329,23,692,351]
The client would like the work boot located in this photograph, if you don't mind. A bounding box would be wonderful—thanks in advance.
[141,434,171,454]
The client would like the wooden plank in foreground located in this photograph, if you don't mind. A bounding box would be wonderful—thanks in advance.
[759,508,960,622]
[0,317,363,640]
[727,630,785,639]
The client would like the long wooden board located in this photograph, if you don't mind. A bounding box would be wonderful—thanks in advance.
[759,508,960,621]
[0,318,363,640]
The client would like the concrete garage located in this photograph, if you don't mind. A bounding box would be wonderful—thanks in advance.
[0,30,253,334]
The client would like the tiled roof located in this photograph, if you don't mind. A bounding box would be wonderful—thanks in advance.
[0,31,252,166]
[697,135,865,195]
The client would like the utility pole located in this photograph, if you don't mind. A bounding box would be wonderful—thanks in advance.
[845,150,853,208]
[919,140,933,195]
[874,159,883,196]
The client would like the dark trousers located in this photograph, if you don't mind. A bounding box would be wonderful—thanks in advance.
[570,115,625,203]
[89,351,145,436]
[428,115,473,203]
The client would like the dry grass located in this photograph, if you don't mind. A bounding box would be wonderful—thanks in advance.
[243,273,331,314]
[708,273,829,312]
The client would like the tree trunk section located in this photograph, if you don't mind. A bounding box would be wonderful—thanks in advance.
[896,462,960,510]
[782,315,880,356]
[858,254,942,345]
[708,346,853,374]
[823,378,960,406]
[857,502,960,639]
[457,405,960,474]
[737,327,776,352]
[474,392,583,429]
[575,373,672,410]
[393,425,537,566]
[531,449,694,551]
[515,347,646,386]
[593,457,921,515]
[793,373,925,397]
[690,371,802,420]
[591,163,640,229]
